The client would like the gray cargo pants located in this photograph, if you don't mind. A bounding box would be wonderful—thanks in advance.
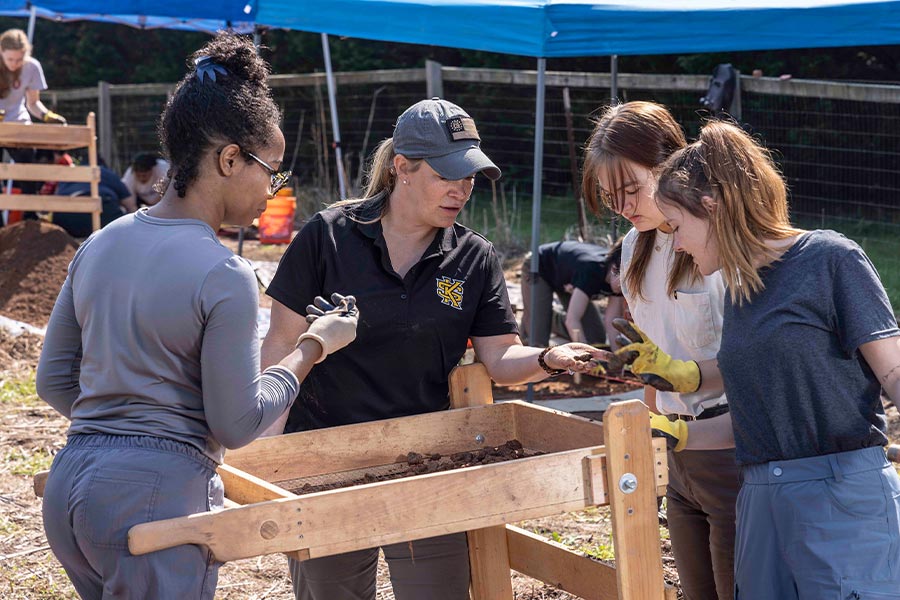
[288,532,470,600]
[735,446,900,599]
[42,434,224,600]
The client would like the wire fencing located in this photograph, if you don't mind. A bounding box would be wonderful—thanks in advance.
[46,65,900,307]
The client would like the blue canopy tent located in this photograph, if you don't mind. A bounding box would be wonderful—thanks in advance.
[0,1,253,35]
[255,0,900,351]
[255,0,900,58]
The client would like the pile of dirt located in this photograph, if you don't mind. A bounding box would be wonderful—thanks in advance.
[0,221,78,327]
[288,440,539,495]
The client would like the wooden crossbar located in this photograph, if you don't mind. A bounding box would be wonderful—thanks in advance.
[0,113,101,231]
[0,194,101,213]
[0,121,93,150]
[0,164,99,182]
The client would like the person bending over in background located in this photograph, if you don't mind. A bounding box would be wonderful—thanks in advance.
[583,101,740,600]
[121,151,170,209]
[36,33,359,600]
[260,97,604,600]
[620,119,900,598]
[519,239,626,349]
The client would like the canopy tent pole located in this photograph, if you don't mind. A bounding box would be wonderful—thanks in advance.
[26,4,36,43]
[321,33,347,200]
[525,58,547,401]
[237,25,265,257]
[610,54,619,242]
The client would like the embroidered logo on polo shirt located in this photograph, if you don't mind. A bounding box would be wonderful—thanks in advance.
[445,117,480,142]
[436,276,464,310]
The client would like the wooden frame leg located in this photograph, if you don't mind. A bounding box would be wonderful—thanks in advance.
[603,400,666,600]
[450,364,514,599]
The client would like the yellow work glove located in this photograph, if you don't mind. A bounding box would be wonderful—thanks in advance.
[612,319,701,394]
[43,110,67,125]
[650,412,688,452]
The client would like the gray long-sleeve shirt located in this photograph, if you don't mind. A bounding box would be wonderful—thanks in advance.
[36,209,298,463]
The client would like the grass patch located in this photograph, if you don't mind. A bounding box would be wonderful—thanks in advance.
[0,565,77,599]
[5,447,53,476]
[582,542,615,562]
[0,374,39,408]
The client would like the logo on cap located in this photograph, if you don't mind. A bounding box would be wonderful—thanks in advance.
[446,117,480,143]
[436,276,465,310]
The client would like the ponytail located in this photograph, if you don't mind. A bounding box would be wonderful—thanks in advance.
[656,121,801,305]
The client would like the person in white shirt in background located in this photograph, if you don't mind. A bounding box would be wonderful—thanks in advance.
[121,152,170,210]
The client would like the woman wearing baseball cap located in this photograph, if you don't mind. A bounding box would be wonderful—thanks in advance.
[261,98,605,600]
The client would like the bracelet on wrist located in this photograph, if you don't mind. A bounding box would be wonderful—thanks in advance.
[538,346,566,377]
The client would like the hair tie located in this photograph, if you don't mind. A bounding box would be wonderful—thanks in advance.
[194,56,228,83]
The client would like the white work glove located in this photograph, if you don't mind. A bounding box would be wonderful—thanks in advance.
[296,293,359,363]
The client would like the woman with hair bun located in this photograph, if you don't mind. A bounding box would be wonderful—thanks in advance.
[616,119,900,597]
[36,34,359,599]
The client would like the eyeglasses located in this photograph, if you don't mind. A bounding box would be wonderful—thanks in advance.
[243,149,292,195]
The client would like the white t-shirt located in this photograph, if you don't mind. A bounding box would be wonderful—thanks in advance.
[0,57,47,123]
[122,159,170,206]
[620,227,728,416]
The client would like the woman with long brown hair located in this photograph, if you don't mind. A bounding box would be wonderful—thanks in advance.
[583,101,740,600]
[623,119,900,597]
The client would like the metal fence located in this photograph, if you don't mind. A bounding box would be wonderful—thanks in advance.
[47,65,900,306]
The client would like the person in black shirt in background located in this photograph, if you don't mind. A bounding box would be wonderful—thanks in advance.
[519,239,626,349]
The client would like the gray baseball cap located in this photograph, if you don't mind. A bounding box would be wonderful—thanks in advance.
[393,98,501,181]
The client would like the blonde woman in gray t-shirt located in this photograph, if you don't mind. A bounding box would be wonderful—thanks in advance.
[0,28,66,200]
[0,28,64,124]
[626,120,900,598]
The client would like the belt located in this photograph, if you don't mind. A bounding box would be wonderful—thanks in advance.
[667,404,729,422]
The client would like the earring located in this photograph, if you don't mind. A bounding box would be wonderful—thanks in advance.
[403,179,408,185]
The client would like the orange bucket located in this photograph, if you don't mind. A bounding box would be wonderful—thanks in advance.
[258,196,296,244]
[6,188,23,224]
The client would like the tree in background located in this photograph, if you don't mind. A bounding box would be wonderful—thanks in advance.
[1,16,897,89]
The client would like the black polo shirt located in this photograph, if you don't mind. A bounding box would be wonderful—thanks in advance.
[537,241,617,297]
[266,207,518,432]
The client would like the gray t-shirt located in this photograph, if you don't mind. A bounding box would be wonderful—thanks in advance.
[0,57,47,123]
[36,209,298,463]
[719,230,899,465]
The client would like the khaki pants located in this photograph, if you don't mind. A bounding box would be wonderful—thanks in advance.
[288,532,470,600]
[666,447,741,600]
